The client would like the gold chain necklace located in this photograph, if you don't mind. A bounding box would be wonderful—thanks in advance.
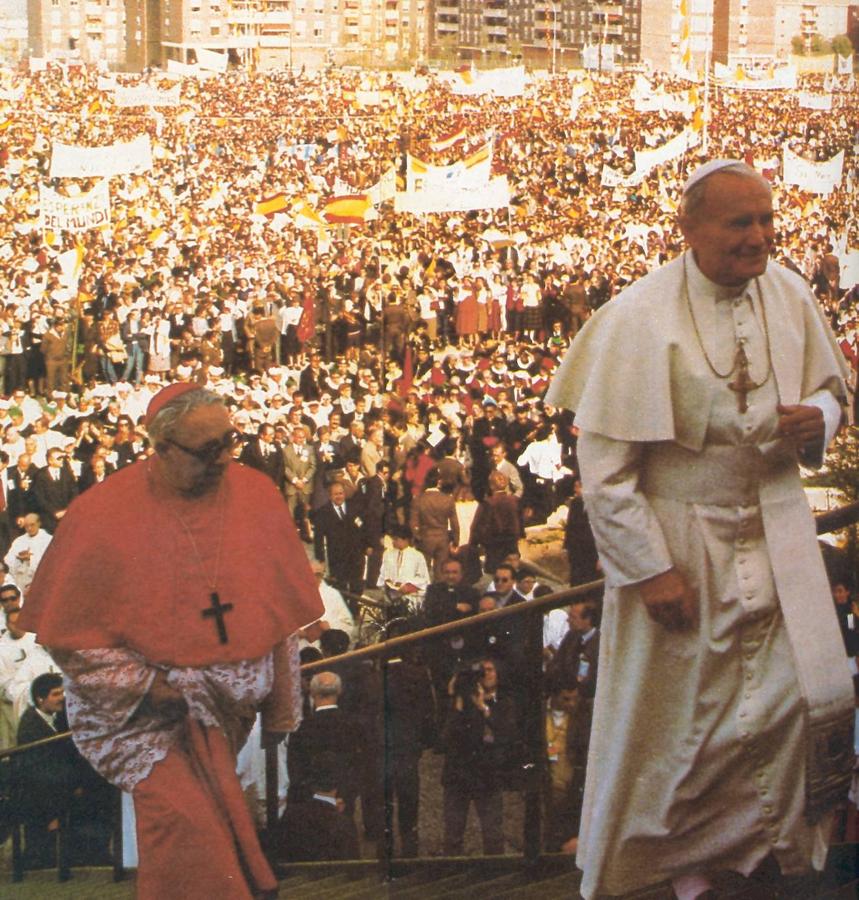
[681,253,774,412]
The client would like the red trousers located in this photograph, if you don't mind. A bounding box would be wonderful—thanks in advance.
[133,721,276,900]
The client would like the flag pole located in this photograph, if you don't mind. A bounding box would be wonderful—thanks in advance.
[702,0,712,156]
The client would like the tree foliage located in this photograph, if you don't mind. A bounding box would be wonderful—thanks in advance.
[831,34,854,58]
[807,430,859,502]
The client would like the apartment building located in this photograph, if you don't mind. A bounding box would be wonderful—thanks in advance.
[123,0,428,72]
[28,0,125,64]
[642,0,852,71]
[431,0,643,69]
[430,0,854,71]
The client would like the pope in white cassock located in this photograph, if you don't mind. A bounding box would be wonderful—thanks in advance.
[545,160,855,900]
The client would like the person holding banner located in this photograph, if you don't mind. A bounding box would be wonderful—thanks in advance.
[546,159,854,900]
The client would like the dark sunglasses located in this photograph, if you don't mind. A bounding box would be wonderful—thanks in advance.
[166,429,242,463]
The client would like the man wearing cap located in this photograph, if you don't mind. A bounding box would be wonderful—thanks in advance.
[546,160,854,899]
[20,383,323,900]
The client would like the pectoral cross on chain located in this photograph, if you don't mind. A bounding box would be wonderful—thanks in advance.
[728,342,756,414]
[201,591,234,644]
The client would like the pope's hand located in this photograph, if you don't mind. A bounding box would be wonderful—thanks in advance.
[638,568,698,632]
[776,403,824,447]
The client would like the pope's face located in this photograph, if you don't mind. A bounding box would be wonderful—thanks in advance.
[160,404,233,497]
[681,173,775,288]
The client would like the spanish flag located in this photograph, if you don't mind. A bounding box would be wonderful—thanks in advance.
[409,155,428,174]
[430,126,467,153]
[464,141,491,169]
[254,192,289,218]
[0,118,12,132]
[322,194,371,225]
[291,199,326,230]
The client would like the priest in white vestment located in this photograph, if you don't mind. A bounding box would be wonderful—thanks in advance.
[546,160,855,900]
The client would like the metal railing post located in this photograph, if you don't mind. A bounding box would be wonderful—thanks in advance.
[522,608,544,869]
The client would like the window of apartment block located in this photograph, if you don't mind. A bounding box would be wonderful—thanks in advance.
[51,27,62,43]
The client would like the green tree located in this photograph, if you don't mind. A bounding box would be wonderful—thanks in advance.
[791,35,805,56]
[810,33,831,55]
[831,34,854,58]
[807,430,859,502]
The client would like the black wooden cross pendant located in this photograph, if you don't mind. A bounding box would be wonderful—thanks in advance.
[728,343,755,414]
[201,591,234,644]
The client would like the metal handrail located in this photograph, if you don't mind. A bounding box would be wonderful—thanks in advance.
[302,578,604,673]
[2,578,604,759]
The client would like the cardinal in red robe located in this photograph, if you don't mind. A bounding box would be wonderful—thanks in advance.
[20,383,324,900]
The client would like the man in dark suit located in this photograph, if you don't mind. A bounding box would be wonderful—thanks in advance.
[238,423,285,491]
[7,452,38,535]
[0,451,12,560]
[423,558,480,704]
[286,671,363,816]
[32,448,78,534]
[470,400,508,501]
[358,460,395,589]
[276,762,360,862]
[471,564,528,688]
[313,481,371,599]
[338,420,366,464]
[17,673,112,867]
[298,354,327,401]
[546,600,601,705]
[564,479,600,586]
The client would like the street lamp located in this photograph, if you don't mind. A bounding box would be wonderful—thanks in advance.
[551,2,558,75]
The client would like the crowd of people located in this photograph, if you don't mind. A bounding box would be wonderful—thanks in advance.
[0,57,856,870]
